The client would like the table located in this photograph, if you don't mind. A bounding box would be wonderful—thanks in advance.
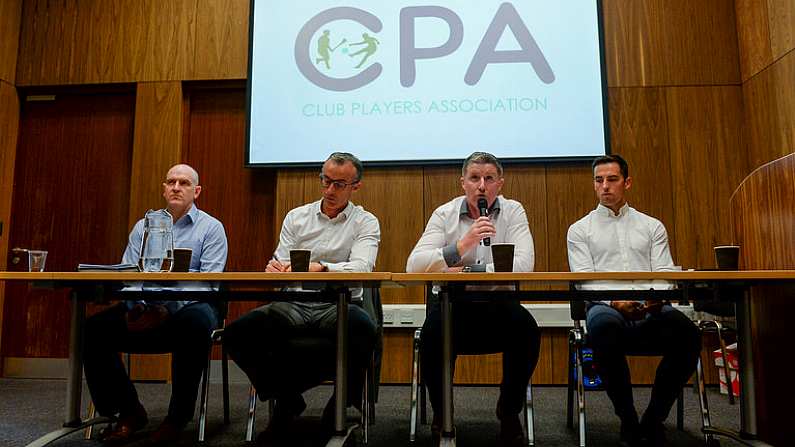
[392,270,795,447]
[0,271,391,447]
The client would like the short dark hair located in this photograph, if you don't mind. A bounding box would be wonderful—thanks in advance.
[592,154,629,179]
[325,152,363,182]
[462,151,503,177]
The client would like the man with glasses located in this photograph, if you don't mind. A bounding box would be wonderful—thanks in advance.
[224,152,380,441]
[567,154,700,447]
[406,152,540,447]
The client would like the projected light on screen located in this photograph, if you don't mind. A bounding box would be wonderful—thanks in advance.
[246,0,609,167]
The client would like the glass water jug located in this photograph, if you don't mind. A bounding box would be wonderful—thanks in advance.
[139,209,174,272]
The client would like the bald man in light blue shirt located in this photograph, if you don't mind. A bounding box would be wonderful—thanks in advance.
[83,164,228,444]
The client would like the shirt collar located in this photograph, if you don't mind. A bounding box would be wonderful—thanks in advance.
[459,196,501,217]
[596,202,630,218]
[315,199,354,221]
[172,204,198,226]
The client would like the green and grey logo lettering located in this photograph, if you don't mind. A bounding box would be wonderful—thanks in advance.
[296,3,554,91]
[295,7,383,92]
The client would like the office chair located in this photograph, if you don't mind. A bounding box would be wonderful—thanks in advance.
[197,300,231,442]
[225,287,383,444]
[409,286,536,445]
[85,300,230,442]
[566,299,717,447]
[694,282,738,406]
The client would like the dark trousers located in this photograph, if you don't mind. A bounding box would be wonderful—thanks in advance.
[83,302,217,426]
[223,302,376,406]
[586,303,701,426]
[420,301,541,416]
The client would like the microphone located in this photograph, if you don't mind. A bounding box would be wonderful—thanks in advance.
[477,197,490,246]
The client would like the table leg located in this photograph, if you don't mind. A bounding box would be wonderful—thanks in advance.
[326,289,355,447]
[66,289,85,426]
[25,288,113,447]
[441,287,454,439]
[702,287,772,447]
[736,288,757,437]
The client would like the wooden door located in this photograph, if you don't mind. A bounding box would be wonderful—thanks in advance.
[1,90,134,362]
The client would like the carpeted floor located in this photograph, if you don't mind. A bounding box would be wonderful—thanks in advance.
[0,379,744,446]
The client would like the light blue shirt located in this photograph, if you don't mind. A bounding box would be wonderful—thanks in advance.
[123,204,228,314]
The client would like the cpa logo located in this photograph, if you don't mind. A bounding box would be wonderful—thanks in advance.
[295,3,555,92]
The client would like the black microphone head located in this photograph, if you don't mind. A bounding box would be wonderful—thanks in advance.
[477,197,488,216]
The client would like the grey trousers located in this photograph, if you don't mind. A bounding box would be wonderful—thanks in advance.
[224,301,376,405]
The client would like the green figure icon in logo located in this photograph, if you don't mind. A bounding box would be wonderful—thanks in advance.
[315,30,346,70]
[349,33,380,69]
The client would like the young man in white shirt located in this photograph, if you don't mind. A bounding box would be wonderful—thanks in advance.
[223,152,380,441]
[406,152,540,447]
[566,154,701,447]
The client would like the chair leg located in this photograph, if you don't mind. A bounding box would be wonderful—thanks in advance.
[715,322,735,405]
[409,328,421,443]
[222,344,230,424]
[84,400,96,439]
[369,352,377,425]
[197,347,212,442]
[574,340,586,447]
[524,377,535,446]
[695,356,716,445]
[567,333,574,430]
[245,385,258,442]
[362,364,370,445]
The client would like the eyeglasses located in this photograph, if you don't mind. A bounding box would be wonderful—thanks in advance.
[319,174,359,190]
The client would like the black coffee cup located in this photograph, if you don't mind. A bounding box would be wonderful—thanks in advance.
[172,248,192,272]
[714,245,740,270]
[290,249,311,272]
[491,243,515,272]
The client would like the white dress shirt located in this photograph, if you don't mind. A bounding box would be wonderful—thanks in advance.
[406,195,535,273]
[567,203,676,295]
[274,199,380,299]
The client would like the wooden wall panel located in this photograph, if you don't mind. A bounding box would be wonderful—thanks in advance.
[735,0,774,81]
[768,0,795,61]
[422,166,461,221]
[603,0,740,87]
[667,87,749,268]
[770,52,795,158]
[127,81,185,380]
[0,83,20,369]
[501,165,548,273]
[544,164,594,272]
[182,87,275,325]
[0,0,22,84]
[193,0,249,80]
[608,87,677,259]
[129,82,184,221]
[743,59,786,170]
[16,0,198,85]
[354,168,425,304]
[741,19,795,171]
[381,330,414,383]
[1,91,134,358]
